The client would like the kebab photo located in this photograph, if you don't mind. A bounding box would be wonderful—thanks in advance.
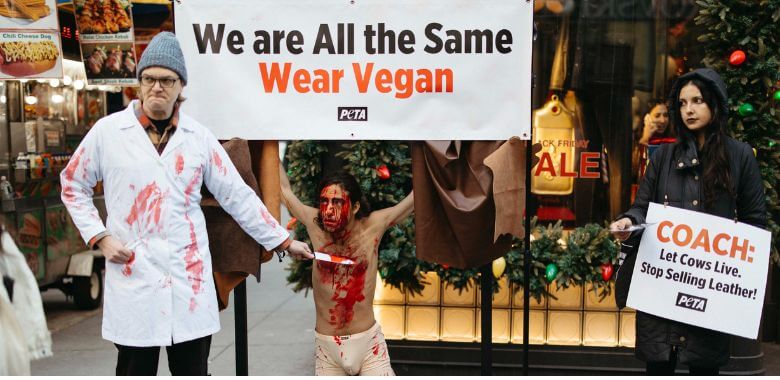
[0,40,59,77]
[76,0,132,35]
[83,43,135,78]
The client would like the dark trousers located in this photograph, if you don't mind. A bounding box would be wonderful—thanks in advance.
[115,335,211,376]
[645,349,720,376]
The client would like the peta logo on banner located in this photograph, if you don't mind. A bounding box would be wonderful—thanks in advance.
[338,107,368,121]
[675,292,707,312]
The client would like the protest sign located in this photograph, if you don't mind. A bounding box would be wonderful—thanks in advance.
[626,202,771,339]
[174,0,533,140]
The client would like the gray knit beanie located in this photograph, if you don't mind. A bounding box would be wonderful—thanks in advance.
[137,31,188,85]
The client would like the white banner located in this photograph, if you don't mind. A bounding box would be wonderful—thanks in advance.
[627,203,771,339]
[174,0,533,140]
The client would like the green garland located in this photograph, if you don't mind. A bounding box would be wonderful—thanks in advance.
[284,141,620,300]
[695,0,780,262]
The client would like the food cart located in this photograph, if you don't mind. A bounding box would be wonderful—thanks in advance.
[0,59,113,310]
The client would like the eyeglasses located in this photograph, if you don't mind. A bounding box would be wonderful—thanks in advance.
[140,76,179,88]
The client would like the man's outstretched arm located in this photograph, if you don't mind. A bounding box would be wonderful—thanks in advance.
[279,163,317,223]
[371,190,414,230]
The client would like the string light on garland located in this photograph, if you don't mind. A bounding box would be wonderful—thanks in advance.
[492,257,506,279]
[545,263,559,281]
[729,50,746,66]
[376,164,391,180]
[738,103,755,117]
[774,90,780,102]
[600,263,614,281]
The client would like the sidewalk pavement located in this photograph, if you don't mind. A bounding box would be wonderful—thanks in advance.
[31,257,317,376]
[26,198,780,375]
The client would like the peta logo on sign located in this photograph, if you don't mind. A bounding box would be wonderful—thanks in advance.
[675,292,707,312]
[338,107,368,121]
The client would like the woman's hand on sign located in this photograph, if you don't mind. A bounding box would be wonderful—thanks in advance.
[610,218,634,241]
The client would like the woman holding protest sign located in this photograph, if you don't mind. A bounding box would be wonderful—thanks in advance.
[610,68,766,375]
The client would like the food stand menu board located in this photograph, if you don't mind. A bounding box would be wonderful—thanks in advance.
[0,0,58,30]
[0,31,63,79]
[73,0,137,85]
[0,0,64,80]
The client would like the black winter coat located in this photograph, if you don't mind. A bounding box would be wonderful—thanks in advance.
[621,137,767,367]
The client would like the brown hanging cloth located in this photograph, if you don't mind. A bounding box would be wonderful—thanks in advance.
[411,139,526,269]
[202,139,280,310]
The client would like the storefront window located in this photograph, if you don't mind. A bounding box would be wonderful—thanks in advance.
[376,0,713,348]
[530,0,705,226]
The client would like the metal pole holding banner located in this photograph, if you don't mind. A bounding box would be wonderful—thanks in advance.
[480,263,493,375]
[523,138,533,376]
[235,280,248,376]
[522,21,537,368]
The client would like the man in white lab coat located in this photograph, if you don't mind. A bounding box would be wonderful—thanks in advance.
[60,31,313,375]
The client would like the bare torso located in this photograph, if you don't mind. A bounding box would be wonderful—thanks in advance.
[308,219,384,336]
[278,167,414,337]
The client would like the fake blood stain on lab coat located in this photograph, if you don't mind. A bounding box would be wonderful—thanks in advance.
[121,252,136,277]
[184,167,204,311]
[211,150,227,176]
[175,153,185,176]
[61,147,86,206]
[125,182,165,233]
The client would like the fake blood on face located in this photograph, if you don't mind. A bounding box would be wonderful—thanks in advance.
[319,185,352,233]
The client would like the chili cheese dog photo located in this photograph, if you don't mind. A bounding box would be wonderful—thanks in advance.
[0,40,59,77]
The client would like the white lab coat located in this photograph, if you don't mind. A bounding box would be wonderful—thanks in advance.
[61,101,289,346]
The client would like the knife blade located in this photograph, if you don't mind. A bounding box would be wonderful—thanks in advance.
[314,252,355,265]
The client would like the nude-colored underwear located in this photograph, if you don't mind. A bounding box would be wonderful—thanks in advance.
[314,322,394,376]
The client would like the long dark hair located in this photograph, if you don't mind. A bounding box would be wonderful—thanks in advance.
[313,170,372,230]
[669,78,733,207]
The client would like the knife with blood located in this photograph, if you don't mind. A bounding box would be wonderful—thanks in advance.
[314,251,355,265]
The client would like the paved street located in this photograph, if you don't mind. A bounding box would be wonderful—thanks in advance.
[25,201,780,375]
[31,257,317,376]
